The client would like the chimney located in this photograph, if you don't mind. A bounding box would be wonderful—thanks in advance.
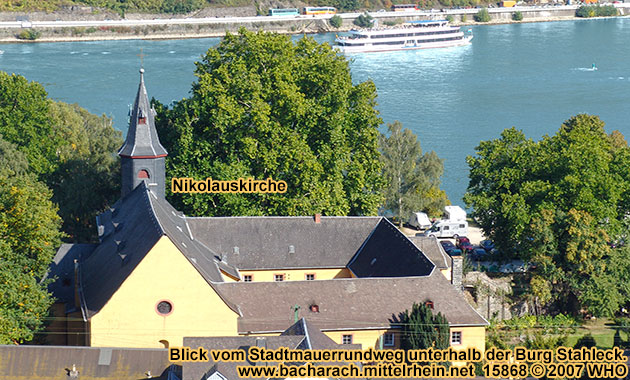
[451,253,463,291]
[314,213,321,224]
[256,337,267,349]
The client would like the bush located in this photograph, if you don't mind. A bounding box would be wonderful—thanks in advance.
[512,11,523,21]
[474,8,491,22]
[383,18,403,26]
[576,5,618,17]
[329,14,343,28]
[160,0,205,13]
[461,14,467,22]
[446,15,454,22]
[353,12,374,28]
[17,29,41,40]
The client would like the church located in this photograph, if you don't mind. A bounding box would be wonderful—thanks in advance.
[46,68,487,353]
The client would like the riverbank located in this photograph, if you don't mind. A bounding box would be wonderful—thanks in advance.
[0,6,627,43]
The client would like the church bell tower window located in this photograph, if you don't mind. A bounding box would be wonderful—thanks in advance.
[138,169,150,179]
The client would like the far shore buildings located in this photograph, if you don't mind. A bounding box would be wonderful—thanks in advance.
[45,69,487,355]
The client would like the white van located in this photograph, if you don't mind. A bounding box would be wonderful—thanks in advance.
[409,212,432,230]
[424,220,468,238]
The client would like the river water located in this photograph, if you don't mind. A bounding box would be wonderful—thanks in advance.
[1,17,629,206]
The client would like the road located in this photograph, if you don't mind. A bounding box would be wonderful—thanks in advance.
[1,4,627,30]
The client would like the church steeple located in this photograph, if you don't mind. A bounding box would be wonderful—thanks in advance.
[118,68,168,198]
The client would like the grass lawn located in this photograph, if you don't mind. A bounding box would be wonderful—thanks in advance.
[565,318,627,348]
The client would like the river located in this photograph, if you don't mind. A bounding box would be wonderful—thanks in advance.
[1,17,629,207]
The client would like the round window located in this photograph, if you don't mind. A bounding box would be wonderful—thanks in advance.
[156,300,173,316]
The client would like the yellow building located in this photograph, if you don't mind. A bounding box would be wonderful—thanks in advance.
[48,69,487,355]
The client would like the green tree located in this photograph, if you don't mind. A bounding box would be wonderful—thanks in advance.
[353,12,374,28]
[379,121,448,226]
[0,250,55,344]
[0,173,63,344]
[0,72,122,242]
[0,174,63,279]
[329,14,343,28]
[0,136,29,177]
[399,302,450,350]
[512,11,523,21]
[155,29,384,217]
[473,8,490,22]
[465,114,630,316]
[46,102,122,242]
[0,72,62,176]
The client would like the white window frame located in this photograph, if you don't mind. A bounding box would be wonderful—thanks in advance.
[383,333,395,346]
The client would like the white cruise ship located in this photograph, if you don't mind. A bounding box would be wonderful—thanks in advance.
[335,20,472,53]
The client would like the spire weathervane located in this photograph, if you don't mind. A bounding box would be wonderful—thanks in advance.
[137,48,145,70]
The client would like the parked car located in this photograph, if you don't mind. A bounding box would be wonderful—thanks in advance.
[480,239,495,252]
[469,246,489,261]
[456,236,473,252]
[440,240,457,255]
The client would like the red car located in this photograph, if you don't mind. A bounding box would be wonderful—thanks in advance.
[456,236,473,252]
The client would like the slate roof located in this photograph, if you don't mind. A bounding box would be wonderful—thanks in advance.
[0,345,175,380]
[215,273,488,334]
[183,335,304,380]
[118,69,167,158]
[78,182,238,319]
[183,318,358,380]
[186,216,380,270]
[46,244,96,312]
[347,219,434,277]
[280,318,360,351]
[407,236,450,270]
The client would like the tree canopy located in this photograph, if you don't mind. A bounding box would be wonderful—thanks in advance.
[465,114,630,316]
[399,302,449,351]
[0,72,123,242]
[156,28,384,217]
[0,174,63,344]
[379,121,448,226]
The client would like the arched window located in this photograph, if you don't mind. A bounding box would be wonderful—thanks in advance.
[138,169,150,179]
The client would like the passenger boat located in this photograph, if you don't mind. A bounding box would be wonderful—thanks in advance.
[335,20,473,53]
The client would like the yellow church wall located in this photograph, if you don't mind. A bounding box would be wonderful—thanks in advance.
[90,236,239,348]
[238,268,351,282]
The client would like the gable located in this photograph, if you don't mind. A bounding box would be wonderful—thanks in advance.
[90,236,239,348]
[348,219,435,277]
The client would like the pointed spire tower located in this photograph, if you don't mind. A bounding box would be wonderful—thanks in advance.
[118,68,168,198]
